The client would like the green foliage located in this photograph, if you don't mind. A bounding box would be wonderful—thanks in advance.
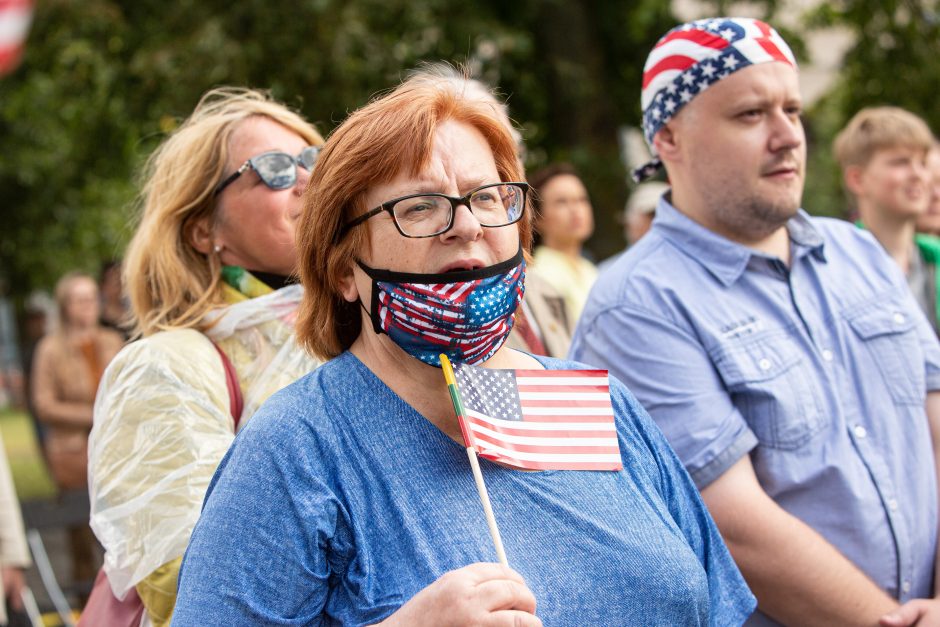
[807,0,940,123]
[1,0,142,294]
[0,0,678,296]
[803,0,940,217]
[8,0,930,292]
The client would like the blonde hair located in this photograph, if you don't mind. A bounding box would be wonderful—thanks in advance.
[295,77,531,360]
[124,87,324,337]
[833,106,934,170]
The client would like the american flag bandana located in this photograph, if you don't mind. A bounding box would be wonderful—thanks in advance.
[634,17,797,182]
[358,248,526,367]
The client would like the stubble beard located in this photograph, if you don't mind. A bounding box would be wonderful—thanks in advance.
[705,173,803,244]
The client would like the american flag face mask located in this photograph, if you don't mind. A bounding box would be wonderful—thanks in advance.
[356,247,526,368]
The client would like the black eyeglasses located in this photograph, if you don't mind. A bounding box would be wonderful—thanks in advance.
[214,146,320,196]
[341,182,529,239]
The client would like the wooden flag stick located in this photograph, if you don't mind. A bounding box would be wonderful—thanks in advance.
[440,354,509,567]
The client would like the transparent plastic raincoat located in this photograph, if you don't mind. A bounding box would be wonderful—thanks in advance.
[88,284,318,604]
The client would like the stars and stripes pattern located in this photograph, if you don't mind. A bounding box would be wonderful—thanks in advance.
[0,0,32,76]
[453,363,622,471]
[375,262,525,366]
[633,17,797,182]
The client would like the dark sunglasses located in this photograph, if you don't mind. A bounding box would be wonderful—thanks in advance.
[214,146,320,196]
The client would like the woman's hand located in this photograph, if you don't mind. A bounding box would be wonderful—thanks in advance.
[378,562,541,626]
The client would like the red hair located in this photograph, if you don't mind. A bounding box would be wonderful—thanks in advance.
[296,77,531,360]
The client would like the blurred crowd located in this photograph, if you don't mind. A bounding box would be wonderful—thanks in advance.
[1,14,940,627]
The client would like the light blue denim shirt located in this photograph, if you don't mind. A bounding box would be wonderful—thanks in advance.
[570,197,940,620]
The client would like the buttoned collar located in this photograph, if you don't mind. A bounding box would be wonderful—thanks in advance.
[652,195,826,286]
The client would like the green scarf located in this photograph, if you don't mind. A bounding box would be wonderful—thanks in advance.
[220,266,274,303]
[915,233,940,323]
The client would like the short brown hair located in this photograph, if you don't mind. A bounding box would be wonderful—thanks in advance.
[833,106,934,170]
[295,78,531,360]
[527,163,581,218]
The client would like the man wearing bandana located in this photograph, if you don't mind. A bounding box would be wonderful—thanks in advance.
[571,17,940,626]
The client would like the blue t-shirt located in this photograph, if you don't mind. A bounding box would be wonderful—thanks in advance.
[173,352,754,626]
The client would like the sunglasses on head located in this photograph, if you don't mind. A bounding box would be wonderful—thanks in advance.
[214,145,320,196]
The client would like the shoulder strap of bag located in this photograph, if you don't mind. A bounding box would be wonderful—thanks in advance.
[211,342,244,431]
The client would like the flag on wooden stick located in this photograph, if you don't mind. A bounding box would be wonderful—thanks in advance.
[452,363,621,471]
[440,355,509,565]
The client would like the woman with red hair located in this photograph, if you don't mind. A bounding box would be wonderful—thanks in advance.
[174,76,754,626]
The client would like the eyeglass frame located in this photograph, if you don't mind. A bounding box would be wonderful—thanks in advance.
[213,146,321,196]
[339,181,530,239]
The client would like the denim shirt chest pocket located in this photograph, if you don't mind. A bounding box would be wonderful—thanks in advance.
[845,298,925,406]
[711,332,826,450]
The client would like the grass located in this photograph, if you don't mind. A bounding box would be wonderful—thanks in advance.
[0,407,56,500]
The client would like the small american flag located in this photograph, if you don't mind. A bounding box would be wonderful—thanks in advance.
[452,363,621,471]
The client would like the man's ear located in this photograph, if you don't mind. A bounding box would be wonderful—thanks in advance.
[189,215,214,255]
[652,122,680,163]
[842,164,865,198]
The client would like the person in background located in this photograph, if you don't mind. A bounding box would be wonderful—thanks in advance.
[0,429,30,626]
[407,63,573,357]
[529,163,598,324]
[834,106,940,333]
[624,181,668,245]
[599,181,669,274]
[917,144,940,237]
[30,272,123,595]
[0,290,21,411]
[571,17,940,625]
[85,88,323,627]
[97,260,130,340]
[173,72,754,627]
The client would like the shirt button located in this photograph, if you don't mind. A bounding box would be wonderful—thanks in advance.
[902,580,911,593]
[821,349,834,362]
[853,425,867,439]
[893,312,906,324]
[887,499,899,511]
[758,358,772,370]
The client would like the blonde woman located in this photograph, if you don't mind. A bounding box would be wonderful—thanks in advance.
[31,272,123,592]
[32,273,123,491]
[85,88,324,626]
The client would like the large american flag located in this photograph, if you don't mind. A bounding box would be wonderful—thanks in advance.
[0,0,32,76]
[452,363,621,471]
